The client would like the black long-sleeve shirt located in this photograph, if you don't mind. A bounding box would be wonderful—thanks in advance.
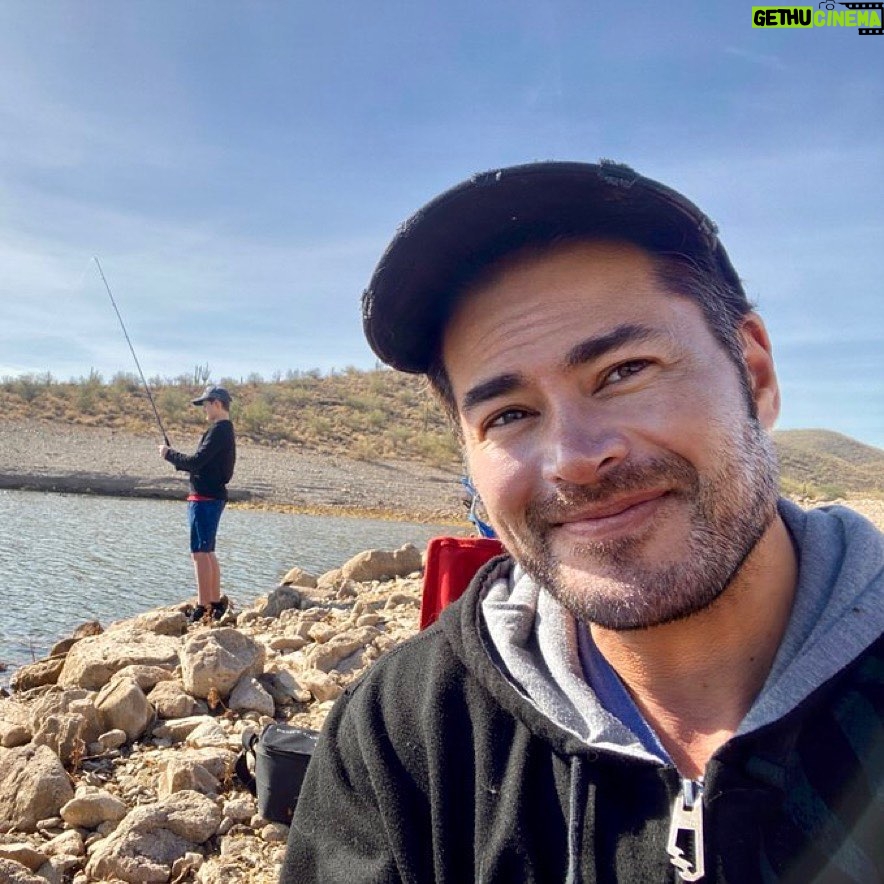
[164,418,235,500]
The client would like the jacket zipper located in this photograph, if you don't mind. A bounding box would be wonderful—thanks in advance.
[666,777,705,882]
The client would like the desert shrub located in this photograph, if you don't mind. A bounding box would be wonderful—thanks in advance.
[279,387,312,408]
[815,484,847,501]
[158,388,191,423]
[300,414,333,440]
[13,375,41,403]
[363,409,388,430]
[258,386,280,406]
[366,373,390,396]
[111,372,140,393]
[348,437,381,461]
[80,368,104,386]
[781,477,847,501]
[239,398,273,435]
[76,385,97,413]
[72,370,104,413]
[410,432,460,467]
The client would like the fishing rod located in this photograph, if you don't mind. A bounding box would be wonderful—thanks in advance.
[93,256,171,446]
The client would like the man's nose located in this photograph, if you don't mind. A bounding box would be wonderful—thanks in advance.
[540,404,629,486]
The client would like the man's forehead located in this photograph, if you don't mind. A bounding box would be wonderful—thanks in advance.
[441,240,696,392]
[457,236,651,297]
[444,238,661,340]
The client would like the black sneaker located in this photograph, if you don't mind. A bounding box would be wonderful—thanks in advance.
[188,604,208,624]
[211,597,229,621]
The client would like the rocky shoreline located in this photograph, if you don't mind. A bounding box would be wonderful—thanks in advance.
[0,544,428,884]
[0,420,466,523]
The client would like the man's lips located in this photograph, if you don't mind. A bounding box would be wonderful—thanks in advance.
[548,489,671,537]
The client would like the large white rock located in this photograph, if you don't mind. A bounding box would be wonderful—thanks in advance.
[85,789,221,883]
[339,544,423,582]
[0,699,33,748]
[228,675,275,717]
[0,857,46,884]
[253,586,303,618]
[60,786,128,829]
[95,677,154,742]
[158,758,220,798]
[113,664,177,692]
[0,744,74,832]
[0,721,30,749]
[122,609,188,637]
[304,626,379,673]
[185,719,230,749]
[222,796,255,823]
[279,566,318,588]
[42,828,86,858]
[298,669,343,703]
[152,715,216,743]
[96,728,129,751]
[258,668,311,704]
[148,679,201,719]
[27,688,101,742]
[0,843,47,872]
[179,628,265,699]
[58,632,180,691]
[169,748,234,782]
[8,656,65,692]
[315,567,343,589]
[32,712,93,767]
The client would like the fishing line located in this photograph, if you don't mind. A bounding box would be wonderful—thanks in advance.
[92,256,171,446]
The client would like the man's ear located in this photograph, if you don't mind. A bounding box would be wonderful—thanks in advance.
[740,313,780,430]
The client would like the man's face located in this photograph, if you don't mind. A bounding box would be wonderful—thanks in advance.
[442,241,781,630]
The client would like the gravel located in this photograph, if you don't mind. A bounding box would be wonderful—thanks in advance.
[0,419,466,522]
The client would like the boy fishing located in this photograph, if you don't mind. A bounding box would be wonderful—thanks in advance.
[159,384,236,624]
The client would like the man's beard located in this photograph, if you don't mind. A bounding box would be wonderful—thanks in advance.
[508,419,780,630]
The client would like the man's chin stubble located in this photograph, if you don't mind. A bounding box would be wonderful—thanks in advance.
[516,499,777,631]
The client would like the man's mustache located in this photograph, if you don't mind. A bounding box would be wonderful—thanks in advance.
[525,456,699,526]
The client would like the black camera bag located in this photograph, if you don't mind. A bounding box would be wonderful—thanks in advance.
[235,723,320,824]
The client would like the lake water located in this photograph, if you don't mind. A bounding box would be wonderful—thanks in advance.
[0,489,460,685]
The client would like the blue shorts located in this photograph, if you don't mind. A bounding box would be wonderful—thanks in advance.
[188,499,226,553]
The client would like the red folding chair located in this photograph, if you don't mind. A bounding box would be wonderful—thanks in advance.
[420,536,504,629]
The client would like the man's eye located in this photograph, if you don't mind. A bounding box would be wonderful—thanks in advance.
[486,408,529,429]
[603,360,649,385]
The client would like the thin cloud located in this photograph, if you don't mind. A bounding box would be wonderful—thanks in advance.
[724,46,789,72]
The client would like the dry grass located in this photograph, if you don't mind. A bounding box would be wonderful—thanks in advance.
[0,368,461,469]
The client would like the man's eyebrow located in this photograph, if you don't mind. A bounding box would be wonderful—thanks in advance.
[461,373,524,413]
[563,323,660,369]
[459,324,663,414]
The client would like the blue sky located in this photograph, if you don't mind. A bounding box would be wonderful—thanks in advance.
[0,1,881,447]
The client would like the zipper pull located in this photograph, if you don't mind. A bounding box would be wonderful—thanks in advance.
[666,778,705,882]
